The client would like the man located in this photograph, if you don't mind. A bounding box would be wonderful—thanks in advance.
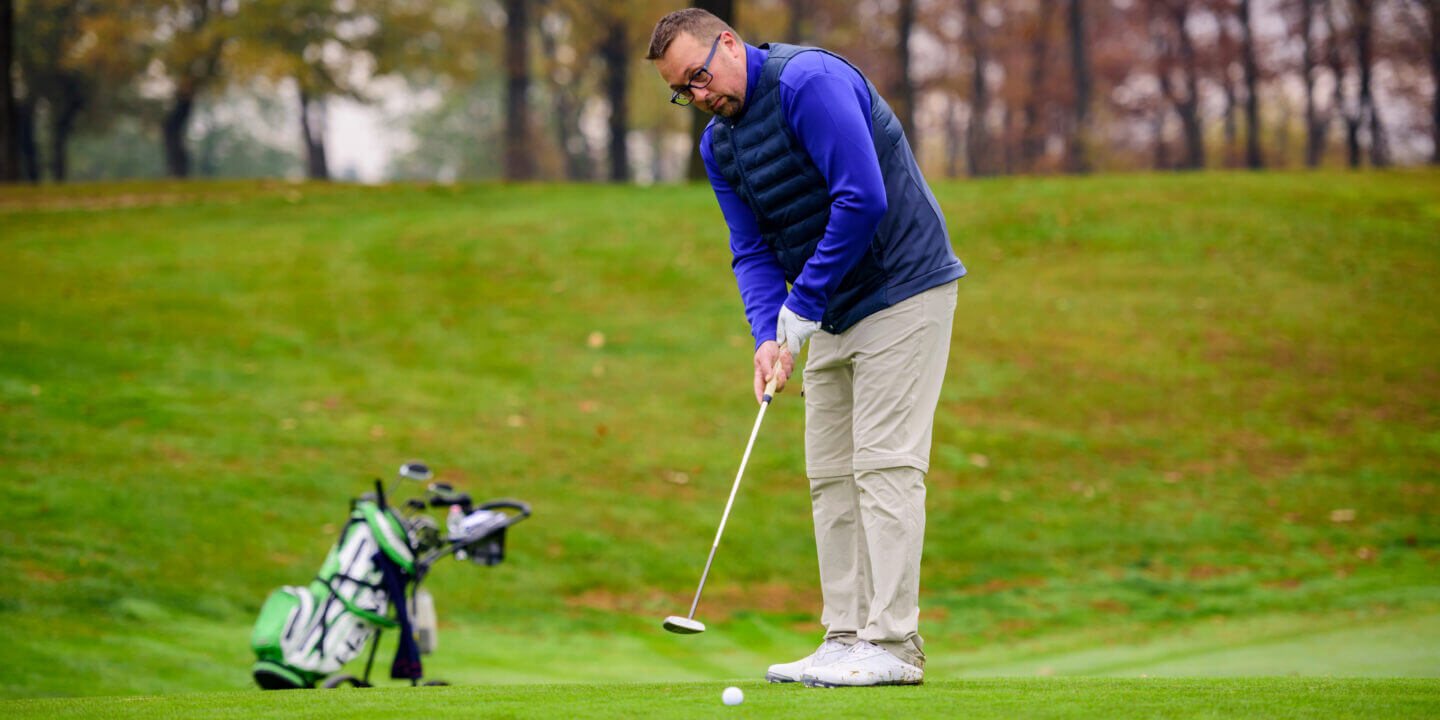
[647,9,965,688]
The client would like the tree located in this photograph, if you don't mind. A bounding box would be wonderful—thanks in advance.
[1237,0,1264,167]
[1299,0,1328,166]
[787,0,812,43]
[1428,0,1439,164]
[1352,0,1389,166]
[537,1,595,181]
[11,0,137,182]
[965,0,994,176]
[231,0,386,180]
[1020,0,1056,171]
[1,0,16,182]
[1327,0,1389,167]
[1324,0,1361,165]
[134,0,235,178]
[503,0,535,180]
[600,9,628,183]
[1405,0,1440,163]
[1215,5,1240,164]
[1067,0,1093,172]
[894,0,916,142]
[686,0,734,181]
[1150,0,1205,169]
[1426,0,1439,164]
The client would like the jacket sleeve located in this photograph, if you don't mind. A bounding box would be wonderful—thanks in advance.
[701,126,789,350]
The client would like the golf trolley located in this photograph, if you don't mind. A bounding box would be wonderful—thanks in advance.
[250,462,530,689]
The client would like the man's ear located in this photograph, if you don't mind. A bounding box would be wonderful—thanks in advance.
[722,31,740,57]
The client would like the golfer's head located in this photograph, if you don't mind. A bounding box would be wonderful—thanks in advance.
[647,9,747,119]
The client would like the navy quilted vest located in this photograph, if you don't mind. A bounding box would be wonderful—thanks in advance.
[710,43,964,334]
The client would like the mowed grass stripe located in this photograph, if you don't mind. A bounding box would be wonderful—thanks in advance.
[4,679,1439,720]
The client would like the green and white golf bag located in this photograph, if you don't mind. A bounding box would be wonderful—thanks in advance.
[250,497,419,690]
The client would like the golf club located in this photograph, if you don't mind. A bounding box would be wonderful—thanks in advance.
[391,460,434,499]
[664,346,789,635]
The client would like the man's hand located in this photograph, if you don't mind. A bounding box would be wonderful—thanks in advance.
[753,340,794,404]
[777,305,820,356]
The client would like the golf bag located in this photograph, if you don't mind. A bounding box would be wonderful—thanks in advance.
[250,465,529,689]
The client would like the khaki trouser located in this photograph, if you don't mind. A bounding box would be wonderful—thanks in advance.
[801,280,957,669]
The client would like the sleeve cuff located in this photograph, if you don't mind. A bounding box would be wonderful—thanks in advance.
[783,292,825,324]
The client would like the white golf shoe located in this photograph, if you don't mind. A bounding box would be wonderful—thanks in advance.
[765,639,853,683]
[800,640,924,687]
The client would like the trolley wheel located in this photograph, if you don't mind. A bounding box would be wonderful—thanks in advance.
[320,674,371,689]
[422,680,450,686]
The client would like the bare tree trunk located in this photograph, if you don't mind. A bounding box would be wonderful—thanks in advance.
[1344,116,1361,166]
[163,92,195,178]
[1222,75,1238,165]
[1151,107,1169,170]
[1352,0,1388,166]
[538,12,591,181]
[1218,17,1239,166]
[1324,0,1362,167]
[965,0,993,176]
[1274,99,1290,166]
[298,88,330,180]
[688,0,735,181]
[1021,0,1055,171]
[0,0,17,182]
[1066,0,1092,173]
[787,0,810,42]
[504,0,535,181]
[48,86,82,182]
[1430,0,1439,164]
[946,94,963,177]
[602,15,629,183]
[1301,0,1326,167]
[1151,0,1203,169]
[895,0,917,144]
[1238,0,1263,168]
[155,12,226,179]
[15,96,36,181]
[1175,0,1203,169]
[1002,103,1017,174]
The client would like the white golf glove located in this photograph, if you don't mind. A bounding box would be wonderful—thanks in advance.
[776,305,820,355]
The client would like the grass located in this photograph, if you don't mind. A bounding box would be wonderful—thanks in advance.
[4,679,1439,720]
[1,171,1438,704]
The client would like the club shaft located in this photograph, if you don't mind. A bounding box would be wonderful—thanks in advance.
[686,396,773,619]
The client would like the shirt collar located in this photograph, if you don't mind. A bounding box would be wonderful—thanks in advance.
[735,43,768,121]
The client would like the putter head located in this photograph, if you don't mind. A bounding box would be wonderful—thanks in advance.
[662,616,706,634]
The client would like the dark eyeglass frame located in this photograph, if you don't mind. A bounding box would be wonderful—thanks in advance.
[670,35,724,107]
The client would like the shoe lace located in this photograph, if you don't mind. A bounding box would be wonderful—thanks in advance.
[846,640,882,657]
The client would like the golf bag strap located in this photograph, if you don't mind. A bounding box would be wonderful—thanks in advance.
[319,574,399,629]
[373,549,422,680]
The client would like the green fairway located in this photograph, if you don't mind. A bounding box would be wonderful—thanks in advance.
[5,679,1439,720]
[2,172,1438,703]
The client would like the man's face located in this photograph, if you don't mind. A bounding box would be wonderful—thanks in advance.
[653,31,747,119]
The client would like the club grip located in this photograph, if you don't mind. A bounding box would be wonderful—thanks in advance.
[762,343,787,404]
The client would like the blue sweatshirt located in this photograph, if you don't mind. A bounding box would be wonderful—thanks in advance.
[699,44,888,349]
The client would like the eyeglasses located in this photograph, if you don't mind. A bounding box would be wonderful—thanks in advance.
[670,35,723,107]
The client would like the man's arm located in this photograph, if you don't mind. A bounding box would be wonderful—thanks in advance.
[700,127,788,350]
[778,57,889,322]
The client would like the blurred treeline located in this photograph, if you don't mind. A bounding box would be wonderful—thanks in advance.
[0,0,1435,184]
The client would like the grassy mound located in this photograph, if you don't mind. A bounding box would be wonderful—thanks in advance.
[2,172,1437,698]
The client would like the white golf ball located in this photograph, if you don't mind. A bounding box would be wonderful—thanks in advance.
[722,686,744,705]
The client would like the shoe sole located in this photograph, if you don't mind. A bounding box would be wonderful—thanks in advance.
[801,677,923,688]
[766,672,800,683]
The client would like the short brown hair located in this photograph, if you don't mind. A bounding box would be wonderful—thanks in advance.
[646,8,741,61]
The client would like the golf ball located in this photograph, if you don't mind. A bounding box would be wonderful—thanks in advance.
[722,686,744,705]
